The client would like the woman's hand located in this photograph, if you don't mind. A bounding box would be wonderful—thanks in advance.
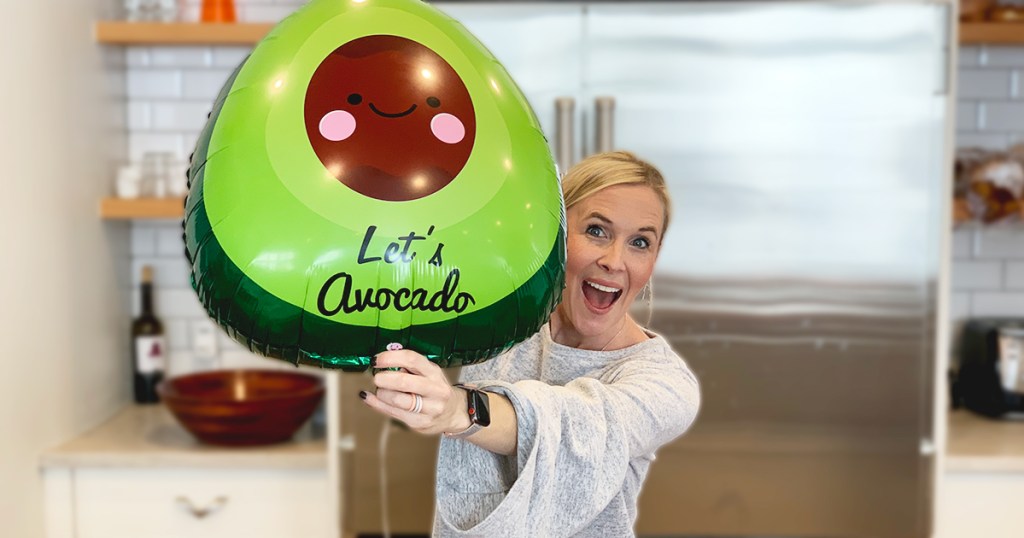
[360,346,471,436]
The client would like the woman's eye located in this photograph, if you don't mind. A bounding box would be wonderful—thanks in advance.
[631,237,651,249]
[585,225,604,237]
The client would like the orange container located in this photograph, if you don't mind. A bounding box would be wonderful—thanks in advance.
[201,0,236,23]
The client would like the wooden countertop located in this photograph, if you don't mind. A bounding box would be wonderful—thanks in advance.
[947,409,1024,472]
[39,405,327,469]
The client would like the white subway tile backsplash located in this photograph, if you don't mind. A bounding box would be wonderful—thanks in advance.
[955,131,1011,150]
[976,227,1024,259]
[950,292,971,322]
[152,102,211,131]
[221,348,279,370]
[984,46,1024,68]
[1008,262,1024,289]
[956,101,979,131]
[127,70,182,99]
[127,102,151,130]
[131,257,192,288]
[240,4,297,21]
[167,350,195,377]
[155,225,186,257]
[958,69,1013,99]
[952,260,1003,290]
[125,48,150,68]
[149,47,211,68]
[972,292,1024,317]
[211,47,252,69]
[182,70,234,101]
[983,102,1024,131]
[128,133,185,161]
[952,228,974,258]
[167,319,190,350]
[158,289,208,318]
[130,288,205,318]
[959,46,981,67]
[130,224,157,256]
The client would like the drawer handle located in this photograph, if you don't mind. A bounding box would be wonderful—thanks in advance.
[175,495,228,519]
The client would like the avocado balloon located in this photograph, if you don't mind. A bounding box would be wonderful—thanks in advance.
[183,0,565,370]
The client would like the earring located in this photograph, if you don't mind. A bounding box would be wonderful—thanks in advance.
[642,281,654,327]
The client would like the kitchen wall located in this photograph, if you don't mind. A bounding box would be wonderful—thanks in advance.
[121,10,1024,371]
[1,1,128,537]
[124,0,305,375]
[951,45,1024,358]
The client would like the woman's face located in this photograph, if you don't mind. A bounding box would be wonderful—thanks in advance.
[559,184,665,341]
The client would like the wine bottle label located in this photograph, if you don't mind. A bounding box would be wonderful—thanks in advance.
[135,335,167,374]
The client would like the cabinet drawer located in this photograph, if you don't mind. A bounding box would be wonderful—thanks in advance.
[74,468,330,538]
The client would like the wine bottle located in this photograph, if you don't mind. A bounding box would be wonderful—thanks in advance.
[132,265,166,404]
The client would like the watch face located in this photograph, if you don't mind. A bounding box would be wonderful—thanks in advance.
[468,389,491,427]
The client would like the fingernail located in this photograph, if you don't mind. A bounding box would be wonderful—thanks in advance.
[386,342,403,351]
[359,390,368,400]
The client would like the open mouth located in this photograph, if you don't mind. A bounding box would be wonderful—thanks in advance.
[582,280,622,311]
[369,103,417,118]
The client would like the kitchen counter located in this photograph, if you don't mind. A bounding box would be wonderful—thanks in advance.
[39,405,327,469]
[946,409,1024,472]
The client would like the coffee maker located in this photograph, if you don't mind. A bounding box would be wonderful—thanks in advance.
[955,318,1024,418]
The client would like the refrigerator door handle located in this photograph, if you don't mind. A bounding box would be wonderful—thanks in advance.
[594,96,615,154]
[554,97,576,175]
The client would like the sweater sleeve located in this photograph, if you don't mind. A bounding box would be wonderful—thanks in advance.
[432,350,700,537]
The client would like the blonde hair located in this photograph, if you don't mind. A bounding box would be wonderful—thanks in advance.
[561,151,672,240]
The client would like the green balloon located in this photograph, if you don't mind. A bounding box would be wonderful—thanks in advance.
[184,0,565,370]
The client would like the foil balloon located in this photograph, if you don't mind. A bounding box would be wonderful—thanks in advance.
[183,0,565,370]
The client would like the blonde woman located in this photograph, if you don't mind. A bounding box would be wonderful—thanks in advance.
[361,151,701,537]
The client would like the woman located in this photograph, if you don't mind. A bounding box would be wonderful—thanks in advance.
[360,151,701,537]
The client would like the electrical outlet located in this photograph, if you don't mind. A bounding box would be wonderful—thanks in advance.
[191,320,219,359]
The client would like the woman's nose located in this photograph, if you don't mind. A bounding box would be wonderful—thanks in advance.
[598,242,626,271]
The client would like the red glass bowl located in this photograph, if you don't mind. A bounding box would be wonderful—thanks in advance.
[157,369,325,446]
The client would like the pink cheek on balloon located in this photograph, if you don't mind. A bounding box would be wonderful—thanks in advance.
[430,113,465,144]
[319,110,356,142]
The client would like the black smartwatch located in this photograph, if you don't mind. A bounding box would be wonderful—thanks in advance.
[444,384,491,438]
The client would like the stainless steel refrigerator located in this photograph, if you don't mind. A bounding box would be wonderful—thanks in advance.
[437,2,954,536]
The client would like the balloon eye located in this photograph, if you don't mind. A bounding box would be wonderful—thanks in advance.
[426,97,441,108]
[347,93,363,105]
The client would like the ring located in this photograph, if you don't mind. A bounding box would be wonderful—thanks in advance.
[408,393,423,414]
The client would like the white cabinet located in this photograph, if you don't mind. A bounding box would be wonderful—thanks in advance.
[46,467,330,538]
[937,410,1024,538]
[937,471,1024,538]
[40,406,334,538]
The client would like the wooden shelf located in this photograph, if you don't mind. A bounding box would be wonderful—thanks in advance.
[95,21,1024,46]
[960,22,1024,44]
[95,21,273,44]
[100,197,184,219]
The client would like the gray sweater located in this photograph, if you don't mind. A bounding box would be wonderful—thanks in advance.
[432,324,701,537]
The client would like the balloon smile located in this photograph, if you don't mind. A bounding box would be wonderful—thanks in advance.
[369,102,417,118]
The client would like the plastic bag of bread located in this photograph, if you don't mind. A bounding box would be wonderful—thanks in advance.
[966,151,1024,224]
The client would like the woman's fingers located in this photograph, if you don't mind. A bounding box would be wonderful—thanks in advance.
[373,388,439,416]
[362,390,428,427]
[372,369,446,399]
[374,348,443,379]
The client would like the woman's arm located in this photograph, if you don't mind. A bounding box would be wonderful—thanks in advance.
[361,348,519,456]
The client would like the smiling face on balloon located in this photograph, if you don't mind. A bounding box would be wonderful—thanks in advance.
[304,35,476,202]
